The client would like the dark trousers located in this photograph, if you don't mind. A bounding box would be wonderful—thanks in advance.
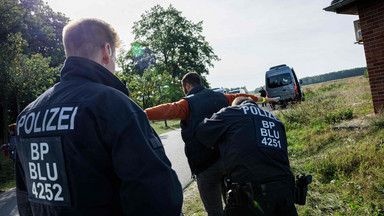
[196,159,226,216]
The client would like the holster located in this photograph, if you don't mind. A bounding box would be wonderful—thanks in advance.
[224,176,294,207]
[294,175,312,205]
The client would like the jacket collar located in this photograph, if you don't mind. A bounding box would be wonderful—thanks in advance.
[60,56,130,97]
[187,84,205,96]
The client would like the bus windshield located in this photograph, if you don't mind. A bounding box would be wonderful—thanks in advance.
[266,73,293,88]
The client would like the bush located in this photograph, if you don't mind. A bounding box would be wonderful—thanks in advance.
[304,88,316,100]
[0,156,15,190]
[324,106,354,124]
[313,156,339,183]
[368,113,384,130]
[318,83,346,92]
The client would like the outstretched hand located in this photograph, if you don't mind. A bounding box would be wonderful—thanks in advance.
[266,98,279,103]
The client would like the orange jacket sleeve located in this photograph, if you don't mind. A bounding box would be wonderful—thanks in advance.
[225,93,259,105]
[144,99,190,121]
[144,93,258,121]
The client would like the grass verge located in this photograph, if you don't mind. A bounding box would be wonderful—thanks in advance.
[278,76,384,216]
[150,119,180,135]
[0,156,15,191]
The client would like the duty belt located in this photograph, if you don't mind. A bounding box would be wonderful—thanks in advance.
[224,176,294,206]
[251,177,294,196]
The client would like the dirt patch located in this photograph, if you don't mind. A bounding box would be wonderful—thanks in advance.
[332,114,373,130]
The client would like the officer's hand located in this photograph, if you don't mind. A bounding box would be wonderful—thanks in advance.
[268,98,279,103]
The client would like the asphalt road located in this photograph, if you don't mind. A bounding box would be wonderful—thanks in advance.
[0,128,190,216]
[0,188,18,216]
[159,128,192,189]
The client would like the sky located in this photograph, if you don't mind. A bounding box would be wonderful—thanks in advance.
[45,0,367,91]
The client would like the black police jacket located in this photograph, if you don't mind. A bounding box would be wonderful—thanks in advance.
[180,85,228,175]
[196,100,293,183]
[15,57,183,216]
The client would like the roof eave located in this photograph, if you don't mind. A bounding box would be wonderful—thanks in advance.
[324,0,359,14]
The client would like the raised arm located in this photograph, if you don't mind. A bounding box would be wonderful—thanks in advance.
[225,93,278,105]
[144,99,190,121]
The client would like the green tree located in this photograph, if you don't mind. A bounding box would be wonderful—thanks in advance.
[0,0,68,143]
[125,4,219,102]
[116,68,173,109]
[11,53,58,114]
[0,33,57,142]
[0,33,56,142]
[0,0,69,66]
[0,33,25,143]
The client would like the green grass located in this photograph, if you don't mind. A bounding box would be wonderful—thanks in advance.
[150,119,180,135]
[182,182,207,216]
[0,156,15,191]
[277,76,384,216]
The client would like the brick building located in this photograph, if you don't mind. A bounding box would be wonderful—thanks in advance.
[324,0,384,113]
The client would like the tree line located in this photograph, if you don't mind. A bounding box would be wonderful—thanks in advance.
[0,2,219,143]
[300,67,367,85]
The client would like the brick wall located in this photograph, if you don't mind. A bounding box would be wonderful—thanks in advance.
[358,0,384,113]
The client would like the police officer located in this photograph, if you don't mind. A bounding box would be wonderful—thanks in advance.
[15,18,183,216]
[258,88,267,107]
[196,97,298,216]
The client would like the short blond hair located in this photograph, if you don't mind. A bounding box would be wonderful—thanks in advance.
[63,18,120,59]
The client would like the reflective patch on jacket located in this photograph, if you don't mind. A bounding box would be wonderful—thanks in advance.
[18,136,71,206]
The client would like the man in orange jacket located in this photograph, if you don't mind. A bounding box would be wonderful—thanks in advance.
[145,72,278,216]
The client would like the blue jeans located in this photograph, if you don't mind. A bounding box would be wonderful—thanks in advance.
[196,159,226,216]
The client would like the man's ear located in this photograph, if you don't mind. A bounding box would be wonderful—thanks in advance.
[102,43,112,65]
[186,83,193,93]
[108,46,112,57]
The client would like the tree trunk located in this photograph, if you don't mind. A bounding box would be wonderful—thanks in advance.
[0,102,3,144]
[1,97,9,143]
[16,96,20,114]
